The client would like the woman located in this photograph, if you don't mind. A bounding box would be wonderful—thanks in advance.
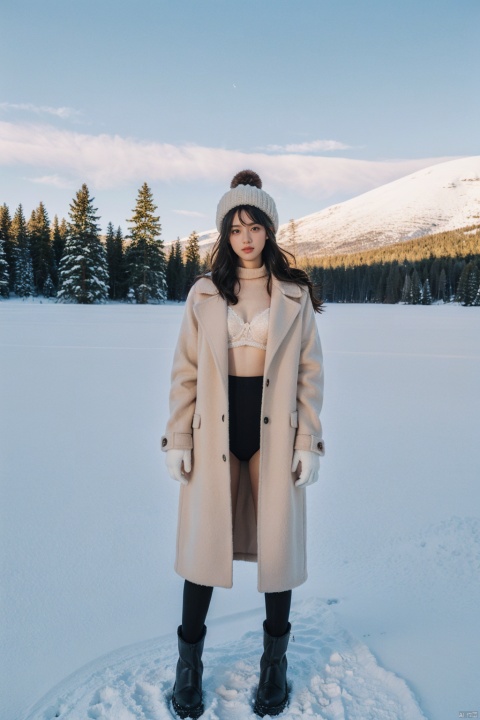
[161,169,325,718]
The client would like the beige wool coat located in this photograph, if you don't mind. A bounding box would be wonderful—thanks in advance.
[160,272,325,593]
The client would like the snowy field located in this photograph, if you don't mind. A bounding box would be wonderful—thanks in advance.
[1,297,479,720]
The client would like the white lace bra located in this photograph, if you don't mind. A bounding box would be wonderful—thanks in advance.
[227,305,270,350]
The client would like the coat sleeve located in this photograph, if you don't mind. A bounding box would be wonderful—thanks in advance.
[293,293,325,456]
[160,285,198,452]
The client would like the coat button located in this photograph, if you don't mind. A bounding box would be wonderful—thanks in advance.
[222,414,225,422]
[222,454,226,461]
[263,417,269,424]
[266,379,270,386]
[161,437,167,447]
[317,441,323,450]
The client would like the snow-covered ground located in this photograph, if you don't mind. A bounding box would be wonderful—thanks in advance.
[1,297,479,720]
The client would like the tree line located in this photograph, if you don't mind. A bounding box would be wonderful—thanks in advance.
[0,182,205,304]
[301,254,480,306]
[293,223,480,307]
[1,188,479,305]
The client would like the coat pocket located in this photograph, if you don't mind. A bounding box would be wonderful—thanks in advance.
[192,413,201,429]
[290,410,298,428]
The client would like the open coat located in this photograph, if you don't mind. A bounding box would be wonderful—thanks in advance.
[160,273,325,592]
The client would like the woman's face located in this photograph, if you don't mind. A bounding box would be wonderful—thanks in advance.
[229,209,267,267]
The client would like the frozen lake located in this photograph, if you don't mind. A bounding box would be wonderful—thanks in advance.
[1,298,479,720]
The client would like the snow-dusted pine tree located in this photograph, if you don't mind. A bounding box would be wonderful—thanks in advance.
[462,263,479,306]
[0,231,9,298]
[43,274,55,298]
[12,205,34,298]
[184,230,201,295]
[473,282,480,307]
[0,204,14,293]
[57,184,109,304]
[421,278,433,304]
[125,182,167,304]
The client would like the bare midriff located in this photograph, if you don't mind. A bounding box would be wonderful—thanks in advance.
[227,263,270,376]
[228,346,266,377]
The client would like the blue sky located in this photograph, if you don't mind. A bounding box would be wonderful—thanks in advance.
[0,0,479,241]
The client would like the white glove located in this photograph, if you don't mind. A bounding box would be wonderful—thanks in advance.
[165,448,192,485]
[291,449,320,488]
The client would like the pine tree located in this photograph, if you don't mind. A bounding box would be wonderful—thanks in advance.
[410,268,423,304]
[169,237,185,302]
[114,226,126,299]
[184,230,201,296]
[463,263,480,306]
[438,267,447,303]
[374,264,388,303]
[125,182,167,303]
[28,201,53,295]
[51,214,67,287]
[166,242,174,299]
[0,230,9,298]
[105,222,125,300]
[166,237,185,301]
[12,204,34,297]
[385,261,401,303]
[400,272,410,303]
[421,278,432,304]
[43,274,55,298]
[0,204,14,292]
[454,260,468,303]
[57,184,109,304]
[202,249,212,275]
[359,265,370,302]
[429,258,441,299]
[473,282,480,307]
[105,222,116,299]
[287,218,298,259]
[174,239,185,299]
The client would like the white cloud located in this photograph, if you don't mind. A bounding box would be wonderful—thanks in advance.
[29,174,74,189]
[262,139,353,153]
[0,102,81,120]
[0,120,459,200]
[173,209,207,217]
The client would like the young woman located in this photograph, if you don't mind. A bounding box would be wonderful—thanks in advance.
[161,169,325,718]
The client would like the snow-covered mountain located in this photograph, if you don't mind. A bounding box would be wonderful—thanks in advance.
[282,155,480,257]
[168,156,480,259]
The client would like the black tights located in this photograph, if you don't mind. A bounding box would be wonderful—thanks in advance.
[181,579,292,644]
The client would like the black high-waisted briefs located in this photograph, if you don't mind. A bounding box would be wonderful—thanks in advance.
[228,374,263,462]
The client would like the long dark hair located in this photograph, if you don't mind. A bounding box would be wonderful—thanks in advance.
[195,205,324,313]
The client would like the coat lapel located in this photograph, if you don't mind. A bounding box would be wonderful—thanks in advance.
[264,276,302,379]
[193,274,302,397]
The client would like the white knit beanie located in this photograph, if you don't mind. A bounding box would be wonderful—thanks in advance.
[216,170,279,233]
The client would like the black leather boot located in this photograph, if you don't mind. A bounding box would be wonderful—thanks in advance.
[254,620,291,717]
[172,624,207,719]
